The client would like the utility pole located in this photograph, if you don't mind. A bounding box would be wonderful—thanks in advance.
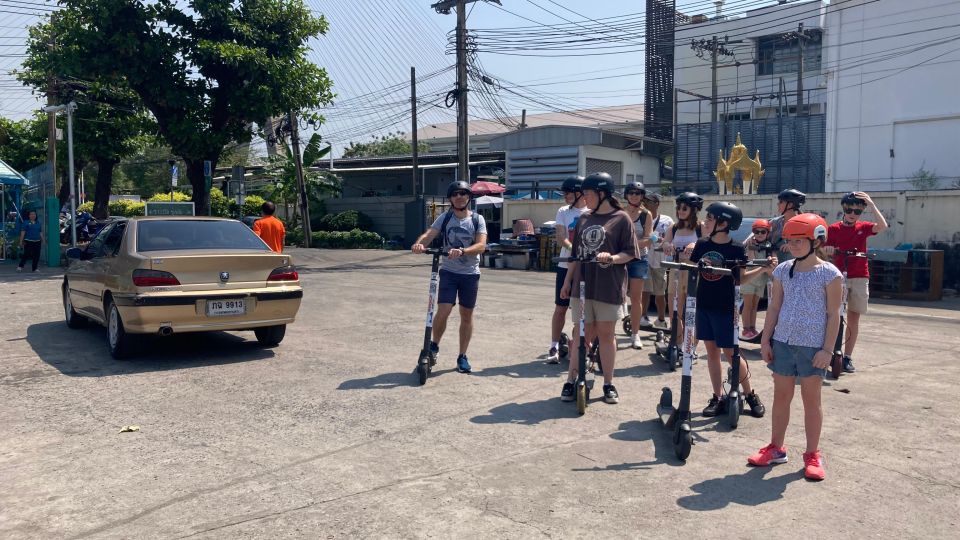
[288,110,312,248]
[519,109,527,130]
[786,22,813,116]
[46,14,58,195]
[710,35,719,125]
[691,35,736,160]
[432,0,498,185]
[411,66,421,231]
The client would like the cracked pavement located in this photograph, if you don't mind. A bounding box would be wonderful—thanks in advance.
[1,249,958,539]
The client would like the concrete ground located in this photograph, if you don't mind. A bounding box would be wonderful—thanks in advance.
[1,249,958,539]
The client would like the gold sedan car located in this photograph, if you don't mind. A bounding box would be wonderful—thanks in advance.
[62,216,302,358]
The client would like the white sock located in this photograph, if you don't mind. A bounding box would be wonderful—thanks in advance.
[551,341,559,350]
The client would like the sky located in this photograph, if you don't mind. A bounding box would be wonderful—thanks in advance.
[0,0,786,156]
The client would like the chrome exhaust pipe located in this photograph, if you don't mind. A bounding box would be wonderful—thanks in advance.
[158,326,173,336]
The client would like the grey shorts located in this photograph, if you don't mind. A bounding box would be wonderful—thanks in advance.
[769,339,826,379]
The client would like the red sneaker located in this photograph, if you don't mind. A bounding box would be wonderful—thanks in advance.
[747,443,788,466]
[803,450,826,481]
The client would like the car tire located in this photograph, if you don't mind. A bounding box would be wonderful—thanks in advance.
[63,283,86,329]
[107,300,136,359]
[254,324,286,347]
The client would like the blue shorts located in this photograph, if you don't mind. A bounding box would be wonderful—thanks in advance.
[438,269,480,309]
[627,257,649,280]
[695,307,735,348]
[769,340,827,378]
[555,267,570,307]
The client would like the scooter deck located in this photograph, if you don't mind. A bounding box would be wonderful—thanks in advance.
[657,404,676,427]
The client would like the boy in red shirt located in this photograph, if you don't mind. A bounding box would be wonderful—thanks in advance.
[825,191,888,373]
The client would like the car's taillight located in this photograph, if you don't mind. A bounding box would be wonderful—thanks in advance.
[268,265,299,282]
[133,269,180,287]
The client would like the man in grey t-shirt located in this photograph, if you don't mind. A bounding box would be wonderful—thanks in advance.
[412,181,488,373]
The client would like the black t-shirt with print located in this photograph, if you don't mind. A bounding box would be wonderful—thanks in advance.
[690,238,745,311]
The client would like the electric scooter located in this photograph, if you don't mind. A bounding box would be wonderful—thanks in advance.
[654,263,682,371]
[657,260,730,460]
[722,259,772,429]
[741,241,775,344]
[555,255,600,414]
[830,249,872,379]
[415,248,447,385]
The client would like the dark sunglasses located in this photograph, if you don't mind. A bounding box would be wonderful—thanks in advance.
[843,207,863,215]
[752,229,770,234]
[676,204,691,211]
[625,190,644,196]
[451,190,470,197]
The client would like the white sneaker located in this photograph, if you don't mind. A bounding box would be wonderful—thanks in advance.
[546,347,560,364]
[653,319,669,330]
[639,316,653,328]
[631,334,644,349]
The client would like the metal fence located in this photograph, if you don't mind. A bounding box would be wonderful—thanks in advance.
[674,114,826,195]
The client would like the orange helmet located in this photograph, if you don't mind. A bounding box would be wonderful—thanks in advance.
[782,213,828,241]
[752,218,772,231]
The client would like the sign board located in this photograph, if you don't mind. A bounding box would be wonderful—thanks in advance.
[171,164,179,187]
[145,202,195,216]
[203,160,212,192]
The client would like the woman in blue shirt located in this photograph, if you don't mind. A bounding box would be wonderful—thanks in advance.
[18,210,42,272]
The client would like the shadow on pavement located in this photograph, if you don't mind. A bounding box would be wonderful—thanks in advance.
[337,368,457,390]
[27,321,275,377]
[676,466,804,510]
[470,396,581,426]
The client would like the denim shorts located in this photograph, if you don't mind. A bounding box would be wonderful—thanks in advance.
[627,257,649,280]
[554,267,570,307]
[438,269,480,309]
[769,339,826,378]
[695,307,735,348]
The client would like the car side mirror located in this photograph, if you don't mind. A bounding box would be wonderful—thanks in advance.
[66,247,83,259]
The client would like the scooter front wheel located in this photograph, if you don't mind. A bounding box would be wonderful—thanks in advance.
[667,347,678,371]
[576,383,587,415]
[830,353,843,379]
[674,423,692,460]
[622,316,632,336]
[726,396,740,429]
[417,354,429,385]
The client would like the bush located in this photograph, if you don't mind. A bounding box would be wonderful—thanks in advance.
[77,201,94,213]
[315,210,375,232]
[108,199,145,217]
[310,228,383,249]
[148,191,192,202]
[241,195,267,218]
[210,187,230,217]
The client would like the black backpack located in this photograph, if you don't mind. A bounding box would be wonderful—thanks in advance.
[432,210,480,250]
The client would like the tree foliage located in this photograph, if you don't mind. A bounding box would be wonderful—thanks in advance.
[264,132,340,228]
[27,0,334,214]
[0,116,47,173]
[342,132,430,158]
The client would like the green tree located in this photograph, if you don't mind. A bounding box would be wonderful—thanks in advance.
[28,0,334,215]
[264,132,340,228]
[19,16,154,219]
[342,131,430,158]
[0,116,47,172]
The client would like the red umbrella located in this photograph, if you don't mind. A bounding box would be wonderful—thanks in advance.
[470,181,506,196]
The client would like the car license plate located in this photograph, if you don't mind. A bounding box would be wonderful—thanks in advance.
[206,299,245,317]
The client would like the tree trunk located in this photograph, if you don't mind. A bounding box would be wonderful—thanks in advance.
[186,159,214,215]
[93,158,117,219]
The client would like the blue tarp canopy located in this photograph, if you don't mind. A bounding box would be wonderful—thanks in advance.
[0,159,29,186]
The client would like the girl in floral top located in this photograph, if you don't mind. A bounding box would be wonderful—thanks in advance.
[750,214,842,481]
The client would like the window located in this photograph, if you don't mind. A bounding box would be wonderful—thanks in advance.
[98,222,126,258]
[137,220,269,252]
[626,174,635,182]
[722,112,751,121]
[757,30,822,76]
[585,158,623,184]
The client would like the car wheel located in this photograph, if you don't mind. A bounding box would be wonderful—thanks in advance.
[107,300,136,359]
[254,324,286,347]
[63,283,86,329]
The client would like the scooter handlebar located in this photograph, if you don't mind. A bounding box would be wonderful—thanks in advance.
[421,248,449,256]
[661,260,733,275]
[552,255,599,263]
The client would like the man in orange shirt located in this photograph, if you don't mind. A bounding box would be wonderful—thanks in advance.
[253,201,285,252]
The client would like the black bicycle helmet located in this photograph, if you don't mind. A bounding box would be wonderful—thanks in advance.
[582,172,615,195]
[623,181,646,196]
[644,192,661,204]
[778,188,806,207]
[705,201,744,231]
[675,192,704,211]
[446,180,472,198]
[560,176,584,193]
[841,192,865,206]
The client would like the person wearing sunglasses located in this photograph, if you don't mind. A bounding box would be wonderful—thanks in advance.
[823,191,888,373]
[741,219,773,340]
[623,181,653,349]
[547,176,589,364]
[663,192,703,358]
[412,180,488,374]
[641,192,674,330]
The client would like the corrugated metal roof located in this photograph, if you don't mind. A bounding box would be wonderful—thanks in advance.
[0,159,29,186]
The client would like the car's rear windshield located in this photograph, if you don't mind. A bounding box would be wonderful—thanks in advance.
[137,220,269,251]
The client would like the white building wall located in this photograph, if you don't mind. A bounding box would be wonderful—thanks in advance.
[674,1,827,125]
[825,0,960,192]
[580,145,660,188]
